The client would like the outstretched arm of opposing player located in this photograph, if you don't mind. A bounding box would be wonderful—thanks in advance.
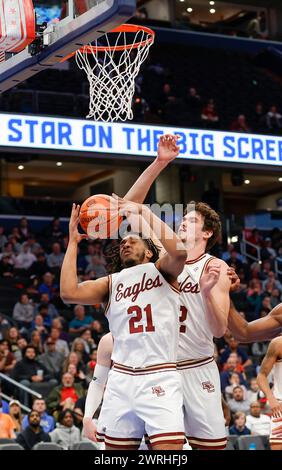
[257,339,282,418]
[60,204,109,305]
[124,134,180,203]
[228,301,282,342]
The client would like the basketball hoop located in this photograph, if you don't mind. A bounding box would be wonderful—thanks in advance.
[75,24,155,122]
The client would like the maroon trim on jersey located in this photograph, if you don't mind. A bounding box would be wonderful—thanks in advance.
[104,275,112,316]
[167,281,180,294]
[185,253,206,264]
[199,256,216,280]
[112,362,177,375]
[149,432,185,447]
[177,356,214,370]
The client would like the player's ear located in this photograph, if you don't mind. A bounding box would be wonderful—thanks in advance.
[146,249,153,261]
[203,230,213,241]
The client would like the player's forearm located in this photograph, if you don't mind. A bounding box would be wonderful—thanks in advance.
[124,160,168,203]
[142,206,186,259]
[257,373,274,402]
[204,293,229,338]
[227,302,249,341]
[60,240,79,302]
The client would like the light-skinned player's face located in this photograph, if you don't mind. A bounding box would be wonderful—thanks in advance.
[178,211,204,246]
[120,236,151,267]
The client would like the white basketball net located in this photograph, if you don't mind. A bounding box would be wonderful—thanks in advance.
[75,26,154,122]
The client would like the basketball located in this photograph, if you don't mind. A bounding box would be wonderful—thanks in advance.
[79,194,122,239]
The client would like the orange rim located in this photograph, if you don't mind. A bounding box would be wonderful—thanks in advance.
[80,24,155,53]
[62,24,154,61]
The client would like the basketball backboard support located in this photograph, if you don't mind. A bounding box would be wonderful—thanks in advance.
[0,0,137,92]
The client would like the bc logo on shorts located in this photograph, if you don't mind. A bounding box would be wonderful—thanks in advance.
[152,386,166,397]
[202,381,215,393]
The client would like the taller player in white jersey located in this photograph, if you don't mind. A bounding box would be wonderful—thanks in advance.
[257,337,282,450]
[125,135,231,449]
[60,197,187,450]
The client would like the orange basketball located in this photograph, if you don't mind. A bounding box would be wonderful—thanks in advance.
[79,194,122,239]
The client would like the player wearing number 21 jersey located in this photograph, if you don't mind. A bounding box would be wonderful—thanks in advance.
[60,198,187,450]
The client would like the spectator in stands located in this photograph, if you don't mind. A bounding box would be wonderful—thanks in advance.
[0,339,16,374]
[251,340,269,361]
[0,242,17,264]
[69,305,93,337]
[259,296,272,318]
[47,242,65,272]
[0,255,14,278]
[246,401,271,435]
[225,249,245,272]
[48,327,69,358]
[18,217,31,242]
[66,363,87,388]
[261,237,276,262]
[12,345,57,406]
[51,318,70,343]
[246,279,263,320]
[46,372,84,416]
[185,87,202,125]
[251,102,265,133]
[220,354,248,392]
[85,255,108,279]
[62,352,86,377]
[0,226,8,251]
[8,235,21,255]
[247,229,263,255]
[49,408,80,449]
[229,411,251,436]
[230,114,250,133]
[201,99,219,129]
[16,410,51,449]
[222,243,245,263]
[5,326,21,354]
[31,315,49,342]
[29,252,48,277]
[38,272,59,300]
[80,328,97,356]
[220,334,252,370]
[227,386,250,415]
[12,293,34,332]
[270,288,281,308]
[14,242,37,272]
[225,372,248,400]
[25,235,41,255]
[30,330,44,356]
[9,399,23,434]
[14,337,28,362]
[35,293,58,320]
[265,105,282,133]
[0,313,11,340]
[39,337,65,381]
[73,407,84,432]
[44,217,64,244]
[22,398,55,433]
[71,338,89,363]
[247,378,260,404]
[0,407,16,439]
[85,347,97,379]
[92,319,106,344]
[262,271,282,292]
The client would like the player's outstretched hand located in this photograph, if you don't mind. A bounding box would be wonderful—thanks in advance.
[69,203,89,243]
[157,134,180,164]
[227,267,240,292]
[200,263,221,294]
[83,417,98,442]
[269,399,282,419]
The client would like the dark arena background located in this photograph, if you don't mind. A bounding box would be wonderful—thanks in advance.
[0,0,281,458]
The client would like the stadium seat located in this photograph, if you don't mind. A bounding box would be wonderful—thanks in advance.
[0,438,16,444]
[0,443,24,450]
[32,442,64,450]
[70,441,100,450]
[237,435,266,450]
[227,435,238,449]
[225,440,235,450]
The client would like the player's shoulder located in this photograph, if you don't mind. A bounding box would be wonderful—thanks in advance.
[269,335,282,350]
[99,333,114,351]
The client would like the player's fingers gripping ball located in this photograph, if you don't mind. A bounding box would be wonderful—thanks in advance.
[79,194,123,239]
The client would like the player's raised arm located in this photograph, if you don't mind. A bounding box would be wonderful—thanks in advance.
[257,338,282,419]
[124,134,180,203]
[200,260,231,338]
[228,301,282,342]
[60,203,109,305]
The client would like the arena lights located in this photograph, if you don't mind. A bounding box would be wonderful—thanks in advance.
[279,177,282,182]
[187,7,193,13]
[56,161,63,167]
[209,1,215,5]
[17,165,24,170]
[210,8,216,14]
[231,236,239,243]
[244,179,250,184]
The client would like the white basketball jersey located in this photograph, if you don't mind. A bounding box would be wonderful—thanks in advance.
[106,263,180,368]
[273,359,282,400]
[177,253,215,361]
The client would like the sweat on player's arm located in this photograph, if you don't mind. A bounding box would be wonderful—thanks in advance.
[228,301,282,342]
[200,259,231,338]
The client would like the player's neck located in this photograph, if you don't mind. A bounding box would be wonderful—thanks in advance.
[185,242,207,261]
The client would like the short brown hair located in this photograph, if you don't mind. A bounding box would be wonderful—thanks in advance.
[186,201,221,251]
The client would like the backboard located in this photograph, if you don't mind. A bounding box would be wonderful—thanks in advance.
[0,0,137,92]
